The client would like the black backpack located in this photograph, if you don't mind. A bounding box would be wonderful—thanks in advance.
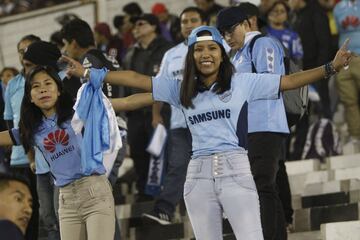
[301,118,342,161]
[248,34,309,127]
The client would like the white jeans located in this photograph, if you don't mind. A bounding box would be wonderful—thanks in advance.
[184,150,263,240]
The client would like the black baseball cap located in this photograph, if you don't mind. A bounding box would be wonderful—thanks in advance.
[130,14,161,34]
[238,2,267,28]
[216,7,248,32]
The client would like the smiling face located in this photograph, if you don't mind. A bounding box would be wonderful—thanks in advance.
[30,71,60,117]
[0,180,32,235]
[193,40,222,81]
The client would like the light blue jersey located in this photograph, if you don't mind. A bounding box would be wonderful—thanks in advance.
[152,72,281,157]
[232,32,289,134]
[11,116,106,187]
[334,0,360,54]
[4,74,28,166]
[156,42,188,129]
[4,73,65,172]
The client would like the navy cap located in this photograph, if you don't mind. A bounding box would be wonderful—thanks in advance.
[216,6,248,32]
[188,26,223,47]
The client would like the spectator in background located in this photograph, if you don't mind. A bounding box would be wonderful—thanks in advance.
[50,31,64,51]
[123,2,143,17]
[289,0,333,118]
[0,67,18,167]
[4,34,41,240]
[151,2,182,43]
[122,14,172,202]
[265,1,304,66]
[121,2,144,57]
[194,0,224,26]
[0,0,16,17]
[334,0,360,153]
[259,0,277,19]
[94,22,123,64]
[0,171,32,240]
[288,0,333,160]
[318,0,340,62]
[112,15,130,62]
[217,5,290,239]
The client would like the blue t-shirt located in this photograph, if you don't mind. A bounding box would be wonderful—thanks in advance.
[232,32,289,134]
[156,42,188,129]
[4,74,28,166]
[12,116,106,186]
[266,26,304,60]
[152,72,281,157]
[334,0,360,54]
[4,73,61,172]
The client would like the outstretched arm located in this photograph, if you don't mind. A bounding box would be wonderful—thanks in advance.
[62,56,152,92]
[0,131,14,146]
[280,39,352,91]
[110,93,154,112]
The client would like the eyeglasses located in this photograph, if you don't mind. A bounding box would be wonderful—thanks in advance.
[134,21,149,27]
[220,23,240,37]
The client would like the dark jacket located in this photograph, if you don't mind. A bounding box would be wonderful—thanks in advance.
[122,36,172,124]
[123,36,173,95]
[0,219,25,240]
[290,0,332,70]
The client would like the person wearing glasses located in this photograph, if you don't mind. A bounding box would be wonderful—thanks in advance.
[217,5,290,239]
[122,14,173,202]
[60,24,351,240]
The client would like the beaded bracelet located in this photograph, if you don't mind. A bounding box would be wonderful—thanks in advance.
[324,62,337,79]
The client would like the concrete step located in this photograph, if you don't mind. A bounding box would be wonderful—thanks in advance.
[301,190,360,208]
[127,219,234,240]
[329,166,360,181]
[326,153,360,170]
[294,202,360,232]
[289,170,329,195]
[286,159,321,175]
[303,179,360,196]
[289,231,321,240]
[321,220,360,240]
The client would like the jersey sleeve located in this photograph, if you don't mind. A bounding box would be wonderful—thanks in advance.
[236,72,281,102]
[3,81,14,120]
[252,37,285,74]
[152,74,181,108]
[9,128,21,145]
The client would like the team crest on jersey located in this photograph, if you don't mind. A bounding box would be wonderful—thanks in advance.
[43,129,69,153]
[218,90,232,102]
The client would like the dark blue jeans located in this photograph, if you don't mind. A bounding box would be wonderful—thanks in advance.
[37,173,60,240]
[155,128,192,216]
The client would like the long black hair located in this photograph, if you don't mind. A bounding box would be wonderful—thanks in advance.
[180,33,234,108]
[19,66,74,153]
